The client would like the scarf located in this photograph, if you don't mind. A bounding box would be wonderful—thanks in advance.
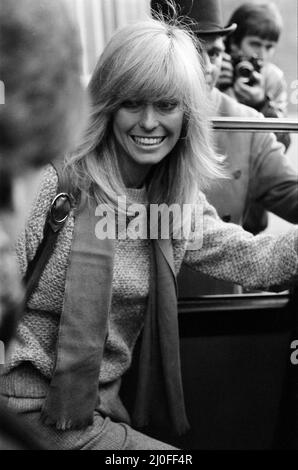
[41,195,190,435]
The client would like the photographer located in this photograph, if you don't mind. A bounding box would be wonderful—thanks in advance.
[217,2,291,236]
[217,2,290,147]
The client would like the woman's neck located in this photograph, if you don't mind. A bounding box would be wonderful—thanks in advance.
[120,161,152,189]
[116,146,152,189]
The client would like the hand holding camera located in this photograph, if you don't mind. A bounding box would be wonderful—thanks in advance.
[217,52,265,108]
[233,71,265,108]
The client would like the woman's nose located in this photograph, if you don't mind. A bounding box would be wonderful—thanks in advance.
[139,104,159,131]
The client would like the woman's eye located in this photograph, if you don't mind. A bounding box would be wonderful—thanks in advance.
[121,100,142,110]
[155,101,179,112]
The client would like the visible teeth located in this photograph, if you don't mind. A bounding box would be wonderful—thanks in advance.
[132,136,164,146]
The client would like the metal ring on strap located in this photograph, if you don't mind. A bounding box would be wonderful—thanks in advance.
[50,192,72,225]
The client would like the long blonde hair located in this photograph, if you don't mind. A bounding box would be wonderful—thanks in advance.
[66,17,223,209]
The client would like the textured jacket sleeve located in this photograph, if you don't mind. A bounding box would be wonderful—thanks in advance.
[15,165,59,277]
[247,130,298,223]
[184,191,298,291]
[0,227,24,340]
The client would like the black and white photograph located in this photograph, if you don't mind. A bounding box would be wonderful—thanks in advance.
[0,0,298,453]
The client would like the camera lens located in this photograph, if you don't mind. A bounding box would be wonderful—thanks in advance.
[235,60,254,80]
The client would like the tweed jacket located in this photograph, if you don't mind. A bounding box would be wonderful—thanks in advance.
[0,223,23,345]
[1,166,298,405]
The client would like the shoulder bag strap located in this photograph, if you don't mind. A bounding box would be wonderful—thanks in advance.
[23,160,73,303]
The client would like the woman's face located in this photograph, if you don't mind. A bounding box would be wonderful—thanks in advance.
[113,99,184,171]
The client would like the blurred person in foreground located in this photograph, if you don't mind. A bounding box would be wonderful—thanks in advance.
[0,0,86,449]
[151,0,298,295]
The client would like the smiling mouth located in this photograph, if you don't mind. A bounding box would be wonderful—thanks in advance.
[130,136,166,146]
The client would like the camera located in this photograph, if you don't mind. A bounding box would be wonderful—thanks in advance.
[231,53,263,86]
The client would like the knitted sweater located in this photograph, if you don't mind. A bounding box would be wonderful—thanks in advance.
[2,165,298,414]
[0,223,23,345]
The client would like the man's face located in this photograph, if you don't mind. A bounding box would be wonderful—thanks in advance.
[200,36,225,91]
[236,35,277,62]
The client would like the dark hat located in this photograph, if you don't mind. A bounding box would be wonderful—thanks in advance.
[151,0,237,36]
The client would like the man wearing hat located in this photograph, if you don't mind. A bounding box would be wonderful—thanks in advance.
[151,0,298,295]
